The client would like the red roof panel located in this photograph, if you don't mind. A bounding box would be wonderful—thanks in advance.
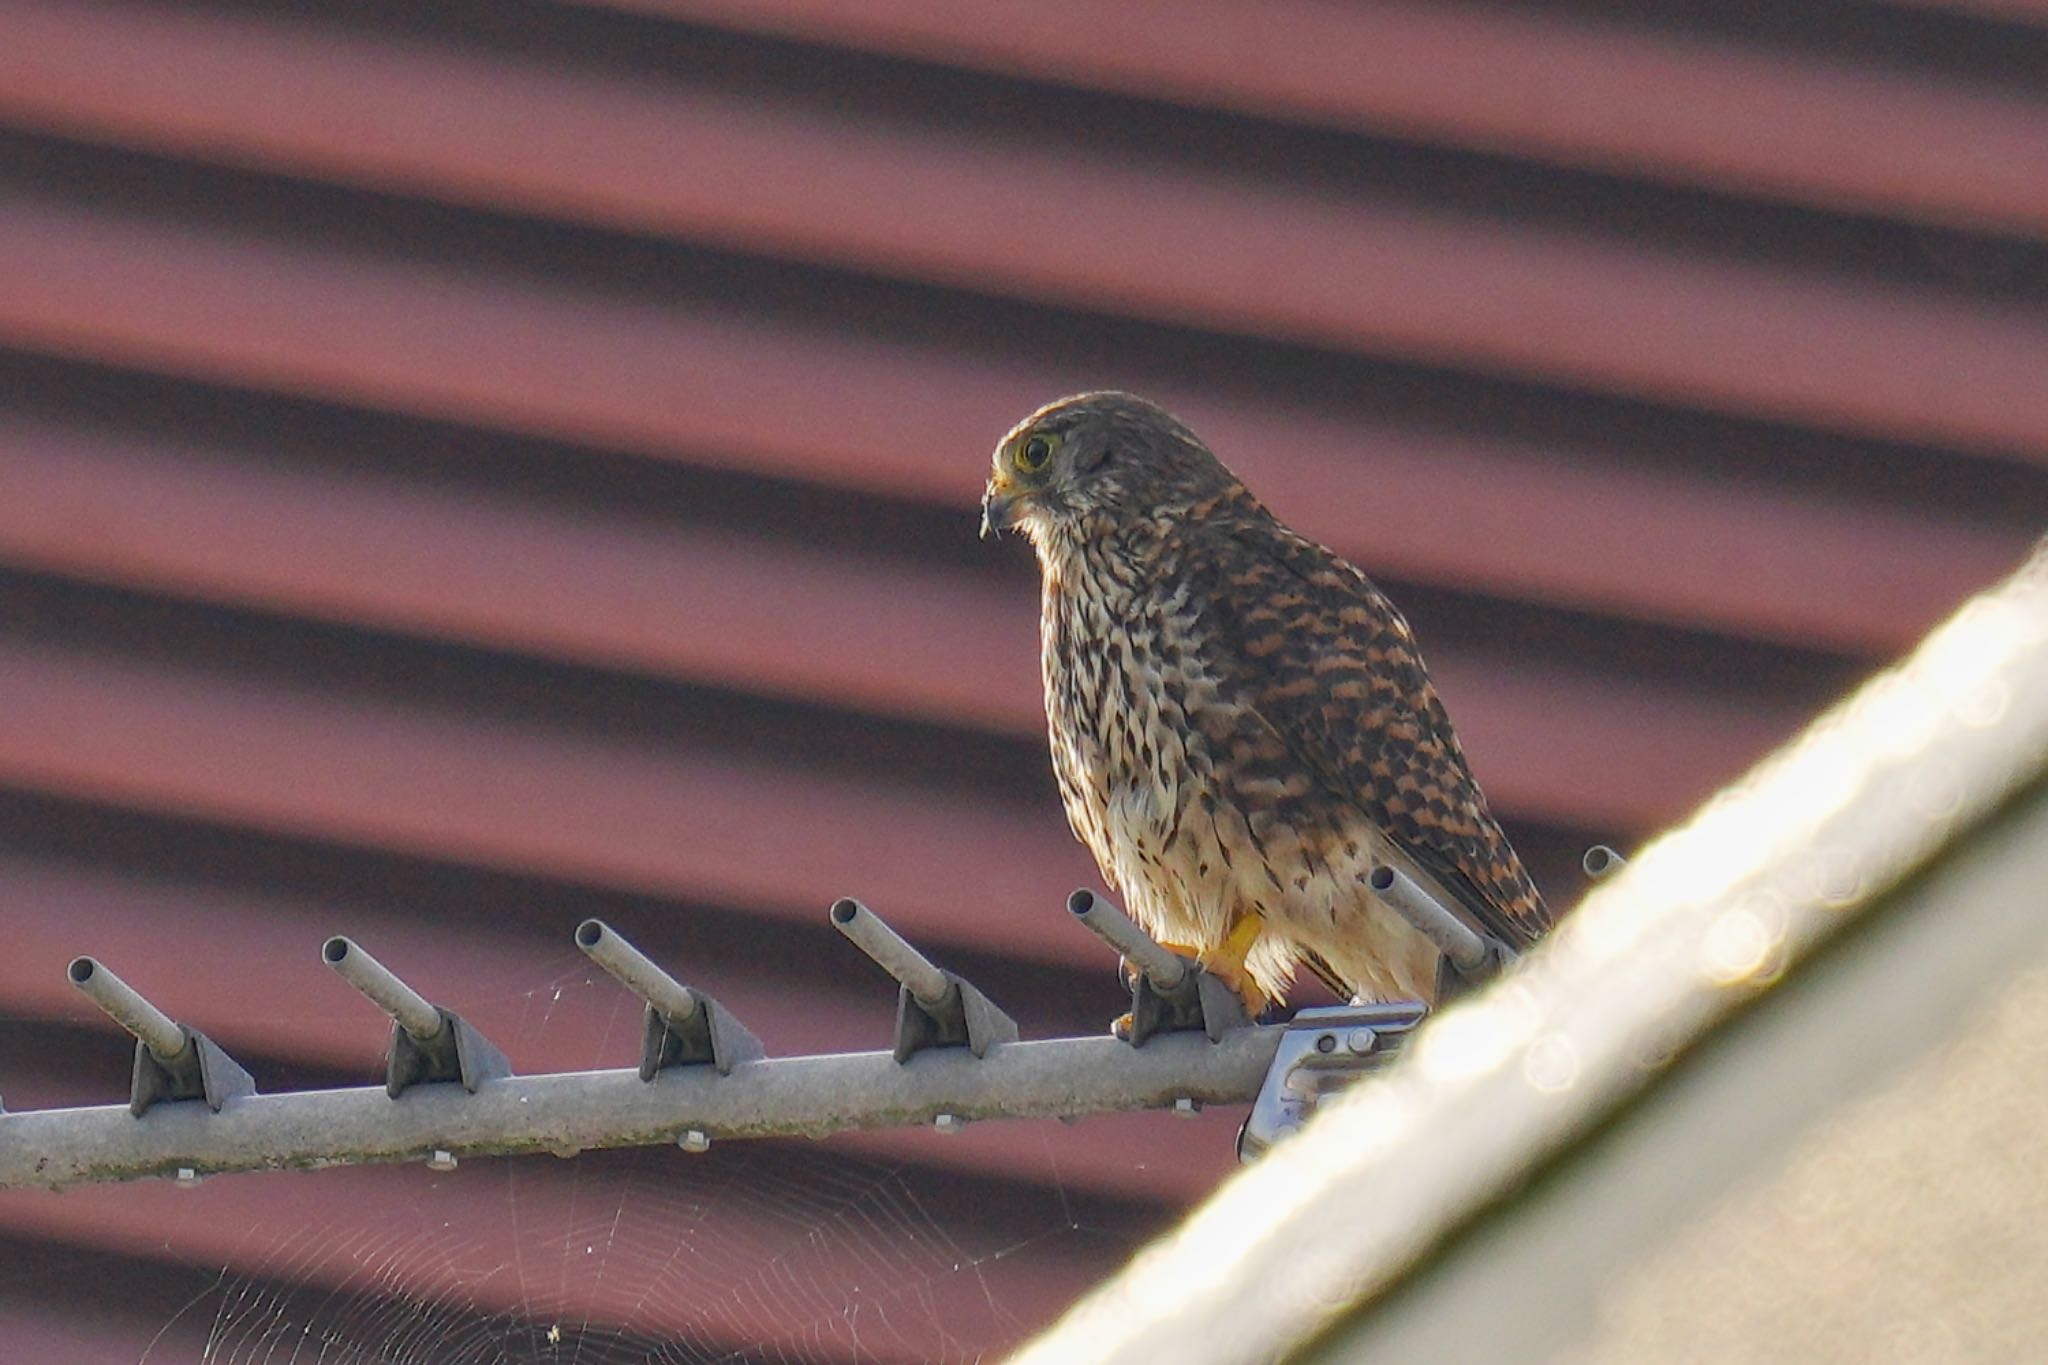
[1,0,2042,1356]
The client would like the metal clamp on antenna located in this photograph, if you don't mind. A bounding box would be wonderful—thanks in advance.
[1237,1001,1428,1162]
[575,920,764,1079]
[1068,889,1249,1046]
[323,937,511,1097]
[830,899,1018,1063]
[69,957,257,1117]
[1366,864,1514,1004]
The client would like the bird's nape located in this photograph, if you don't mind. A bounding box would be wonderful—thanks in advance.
[981,391,1239,543]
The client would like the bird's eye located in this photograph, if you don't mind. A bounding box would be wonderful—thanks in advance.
[1016,432,1058,471]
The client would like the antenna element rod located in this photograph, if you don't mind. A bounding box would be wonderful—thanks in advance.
[322,937,445,1042]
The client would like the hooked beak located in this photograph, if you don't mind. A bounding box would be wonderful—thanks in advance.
[980,482,1019,540]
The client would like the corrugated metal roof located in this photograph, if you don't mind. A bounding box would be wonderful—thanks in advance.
[0,0,2042,1358]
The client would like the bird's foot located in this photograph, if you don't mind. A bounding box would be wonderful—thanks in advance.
[1111,916,1269,1034]
[1196,913,1270,1018]
[1118,955,1145,992]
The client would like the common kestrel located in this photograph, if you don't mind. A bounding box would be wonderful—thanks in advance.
[981,392,1550,1010]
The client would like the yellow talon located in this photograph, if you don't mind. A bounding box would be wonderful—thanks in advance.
[1197,912,1269,1016]
[1114,915,1269,1031]
[1212,912,1267,968]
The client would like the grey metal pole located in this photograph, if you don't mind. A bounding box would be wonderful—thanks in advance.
[67,957,187,1061]
[322,937,445,1041]
[1068,890,1189,989]
[575,920,702,1027]
[1367,865,1490,972]
[830,899,950,1007]
[0,1027,1286,1191]
[1582,844,1627,881]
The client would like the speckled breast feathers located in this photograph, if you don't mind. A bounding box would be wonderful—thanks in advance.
[984,392,1550,1006]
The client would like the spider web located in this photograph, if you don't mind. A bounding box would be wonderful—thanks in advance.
[148,1147,1045,1363]
[110,953,1184,1365]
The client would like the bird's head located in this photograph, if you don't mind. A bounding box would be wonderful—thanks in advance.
[980,392,1237,549]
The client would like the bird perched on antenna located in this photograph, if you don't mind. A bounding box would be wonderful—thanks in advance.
[981,392,1550,1014]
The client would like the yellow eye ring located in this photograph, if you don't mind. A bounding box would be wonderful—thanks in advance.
[1016,431,1059,471]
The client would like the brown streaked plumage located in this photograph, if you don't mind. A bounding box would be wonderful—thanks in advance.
[981,391,1550,1008]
